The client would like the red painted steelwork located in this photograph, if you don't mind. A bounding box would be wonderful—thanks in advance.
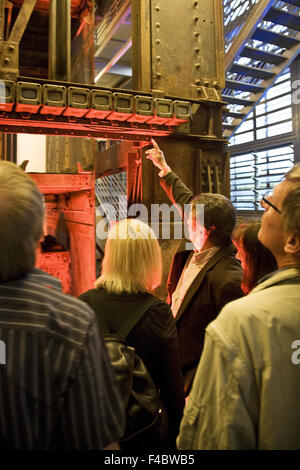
[10,0,90,18]
[0,112,173,142]
[29,171,96,297]
[36,251,71,294]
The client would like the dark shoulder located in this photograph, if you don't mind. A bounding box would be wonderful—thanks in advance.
[208,246,242,286]
[141,296,176,336]
[213,245,242,273]
[78,288,97,305]
[79,287,111,306]
[29,280,96,347]
[27,269,96,326]
[148,296,173,317]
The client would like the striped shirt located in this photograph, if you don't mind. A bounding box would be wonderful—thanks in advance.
[0,268,125,449]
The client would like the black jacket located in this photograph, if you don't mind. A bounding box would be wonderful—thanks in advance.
[168,244,243,370]
[79,287,185,447]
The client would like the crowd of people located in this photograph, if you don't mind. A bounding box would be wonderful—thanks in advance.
[0,138,300,450]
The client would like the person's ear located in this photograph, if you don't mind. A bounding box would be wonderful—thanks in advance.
[284,231,300,255]
[203,226,211,240]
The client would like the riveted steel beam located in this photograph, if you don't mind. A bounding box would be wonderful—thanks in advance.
[0,76,226,143]
[131,0,152,93]
[8,0,37,43]
[0,0,37,79]
[49,0,71,81]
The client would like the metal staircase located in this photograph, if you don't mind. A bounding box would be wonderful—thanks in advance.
[223,0,300,139]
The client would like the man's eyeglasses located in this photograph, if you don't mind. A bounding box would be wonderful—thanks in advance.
[260,191,282,214]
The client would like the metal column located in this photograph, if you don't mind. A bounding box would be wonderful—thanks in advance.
[49,0,71,81]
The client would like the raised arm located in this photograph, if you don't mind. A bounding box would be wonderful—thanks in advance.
[145,139,194,216]
[145,138,170,173]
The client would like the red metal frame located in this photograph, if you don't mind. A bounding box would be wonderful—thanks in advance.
[10,0,90,18]
[0,111,174,142]
[29,171,96,297]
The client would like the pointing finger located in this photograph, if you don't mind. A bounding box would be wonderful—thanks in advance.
[151,138,160,151]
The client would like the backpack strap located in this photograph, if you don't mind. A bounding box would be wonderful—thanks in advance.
[88,290,111,335]
[117,296,158,339]
[88,290,157,339]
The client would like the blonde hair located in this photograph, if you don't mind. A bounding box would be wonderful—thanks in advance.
[0,161,44,281]
[95,218,162,294]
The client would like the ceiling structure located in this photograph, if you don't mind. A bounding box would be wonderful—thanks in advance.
[222,0,300,138]
[94,0,132,89]
[10,0,88,14]
[0,0,200,143]
[94,0,300,139]
[4,0,132,85]
[3,0,299,139]
[5,0,94,79]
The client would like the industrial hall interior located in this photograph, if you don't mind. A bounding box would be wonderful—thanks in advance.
[0,0,300,452]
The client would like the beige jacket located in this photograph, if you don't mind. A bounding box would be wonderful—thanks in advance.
[177,268,300,450]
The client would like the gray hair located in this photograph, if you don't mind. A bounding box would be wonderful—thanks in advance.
[281,165,300,240]
[282,187,300,240]
[0,161,44,281]
[285,164,300,181]
[191,193,236,246]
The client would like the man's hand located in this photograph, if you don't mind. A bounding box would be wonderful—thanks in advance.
[145,139,168,171]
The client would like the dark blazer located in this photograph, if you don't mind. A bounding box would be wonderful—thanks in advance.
[79,287,185,448]
[160,171,244,393]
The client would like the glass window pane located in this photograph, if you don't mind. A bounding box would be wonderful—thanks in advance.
[230,145,294,210]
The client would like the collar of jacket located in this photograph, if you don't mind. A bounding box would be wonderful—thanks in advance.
[174,244,237,323]
[251,267,300,294]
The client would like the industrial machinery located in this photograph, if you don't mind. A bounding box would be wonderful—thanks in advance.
[0,0,227,297]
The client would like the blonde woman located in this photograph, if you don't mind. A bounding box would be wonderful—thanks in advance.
[79,218,185,449]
